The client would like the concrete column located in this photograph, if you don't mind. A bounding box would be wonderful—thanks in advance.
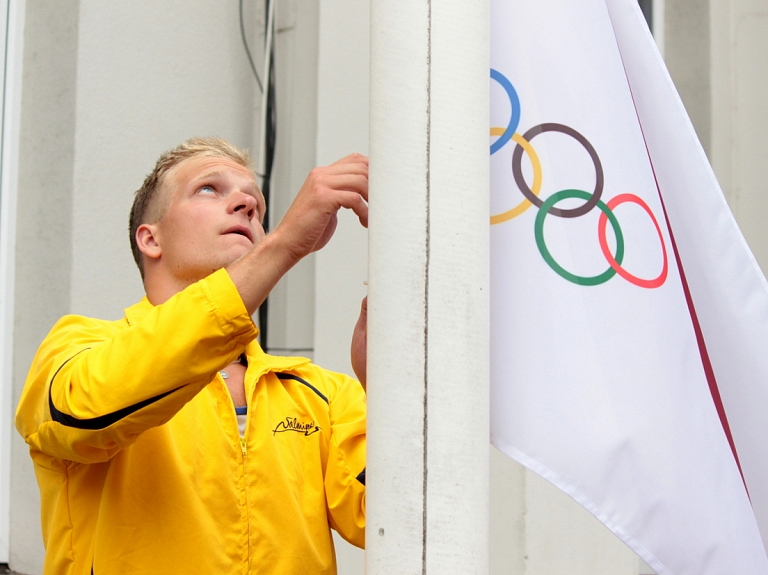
[68,0,258,319]
[366,0,489,572]
[710,0,768,275]
[665,0,711,153]
[0,0,26,564]
[313,0,370,378]
[314,0,370,571]
[11,1,79,572]
[266,0,320,359]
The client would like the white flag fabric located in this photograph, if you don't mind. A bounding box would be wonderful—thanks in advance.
[490,0,768,573]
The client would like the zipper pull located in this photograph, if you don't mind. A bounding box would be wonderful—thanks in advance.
[239,436,247,456]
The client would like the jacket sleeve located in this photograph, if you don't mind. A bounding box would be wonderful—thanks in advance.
[15,269,258,463]
[323,370,367,548]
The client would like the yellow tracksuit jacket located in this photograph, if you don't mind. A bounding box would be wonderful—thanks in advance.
[15,269,366,575]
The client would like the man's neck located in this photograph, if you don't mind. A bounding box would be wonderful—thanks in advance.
[143,268,205,306]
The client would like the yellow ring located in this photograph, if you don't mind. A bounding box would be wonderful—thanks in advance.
[489,127,542,225]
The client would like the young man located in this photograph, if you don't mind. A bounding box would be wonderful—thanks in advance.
[16,138,369,575]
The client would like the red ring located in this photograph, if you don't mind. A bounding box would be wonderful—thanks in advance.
[597,194,668,289]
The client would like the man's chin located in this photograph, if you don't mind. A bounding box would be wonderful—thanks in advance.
[222,245,254,267]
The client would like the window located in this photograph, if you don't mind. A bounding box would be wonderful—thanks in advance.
[638,0,653,33]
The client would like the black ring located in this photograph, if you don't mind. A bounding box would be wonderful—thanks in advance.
[511,123,604,218]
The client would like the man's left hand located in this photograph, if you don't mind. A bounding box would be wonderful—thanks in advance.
[351,296,367,389]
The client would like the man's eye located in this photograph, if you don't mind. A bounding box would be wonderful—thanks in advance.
[198,185,216,195]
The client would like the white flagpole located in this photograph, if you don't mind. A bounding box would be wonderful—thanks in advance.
[367,0,489,572]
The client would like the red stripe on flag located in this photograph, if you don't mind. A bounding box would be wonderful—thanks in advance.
[656,194,750,500]
[611,41,750,498]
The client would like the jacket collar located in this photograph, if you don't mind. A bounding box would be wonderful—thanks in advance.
[124,297,154,326]
[244,339,311,374]
[124,297,311,373]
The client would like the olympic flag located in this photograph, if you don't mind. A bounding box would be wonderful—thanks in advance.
[490,0,768,573]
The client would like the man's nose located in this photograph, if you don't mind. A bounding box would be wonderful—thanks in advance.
[232,191,257,220]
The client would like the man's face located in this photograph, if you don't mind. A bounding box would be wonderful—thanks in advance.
[150,155,266,283]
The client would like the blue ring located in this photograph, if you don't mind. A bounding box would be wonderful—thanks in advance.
[490,69,521,155]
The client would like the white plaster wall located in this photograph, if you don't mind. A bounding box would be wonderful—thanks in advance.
[710,0,768,274]
[266,0,319,357]
[491,447,639,575]
[314,0,370,372]
[11,1,79,571]
[9,0,768,573]
[11,1,263,572]
[524,472,638,575]
[665,0,711,152]
[69,0,258,319]
[314,0,370,572]
[490,446,526,575]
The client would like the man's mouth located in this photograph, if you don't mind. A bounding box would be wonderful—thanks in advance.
[223,225,254,243]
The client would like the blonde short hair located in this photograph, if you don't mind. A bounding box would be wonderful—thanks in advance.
[129,137,252,279]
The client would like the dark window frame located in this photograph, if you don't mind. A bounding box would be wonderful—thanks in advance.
[638,0,653,33]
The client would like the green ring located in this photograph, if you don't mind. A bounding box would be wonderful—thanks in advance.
[534,189,624,286]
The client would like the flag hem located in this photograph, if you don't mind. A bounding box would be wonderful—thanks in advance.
[491,433,672,575]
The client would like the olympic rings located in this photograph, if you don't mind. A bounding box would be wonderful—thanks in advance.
[513,123,604,218]
[598,194,669,288]
[535,189,624,286]
[490,127,542,224]
[490,69,521,156]
[490,69,669,290]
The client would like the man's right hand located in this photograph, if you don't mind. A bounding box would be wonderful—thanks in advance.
[273,153,368,260]
[228,154,369,316]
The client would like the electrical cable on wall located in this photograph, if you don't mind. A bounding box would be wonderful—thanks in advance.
[239,0,264,93]
[240,0,278,350]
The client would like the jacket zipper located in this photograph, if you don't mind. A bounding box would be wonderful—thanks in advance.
[218,370,251,573]
[240,387,251,573]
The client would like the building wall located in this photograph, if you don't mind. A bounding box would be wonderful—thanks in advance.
[68,1,258,321]
[8,1,367,573]
[665,0,711,152]
[312,0,370,572]
[710,0,768,274]
[5,0,768,573]
[10,1,271,572]
[265,0,319,358]
[11,1,79,571]
[664,0,768,275]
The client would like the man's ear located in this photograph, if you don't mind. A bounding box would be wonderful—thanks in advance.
[136,224,162,261]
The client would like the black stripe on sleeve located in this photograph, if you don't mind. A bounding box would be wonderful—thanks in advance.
[356,468,366,486]
[48,348,184,430]
[277,373,329,404]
